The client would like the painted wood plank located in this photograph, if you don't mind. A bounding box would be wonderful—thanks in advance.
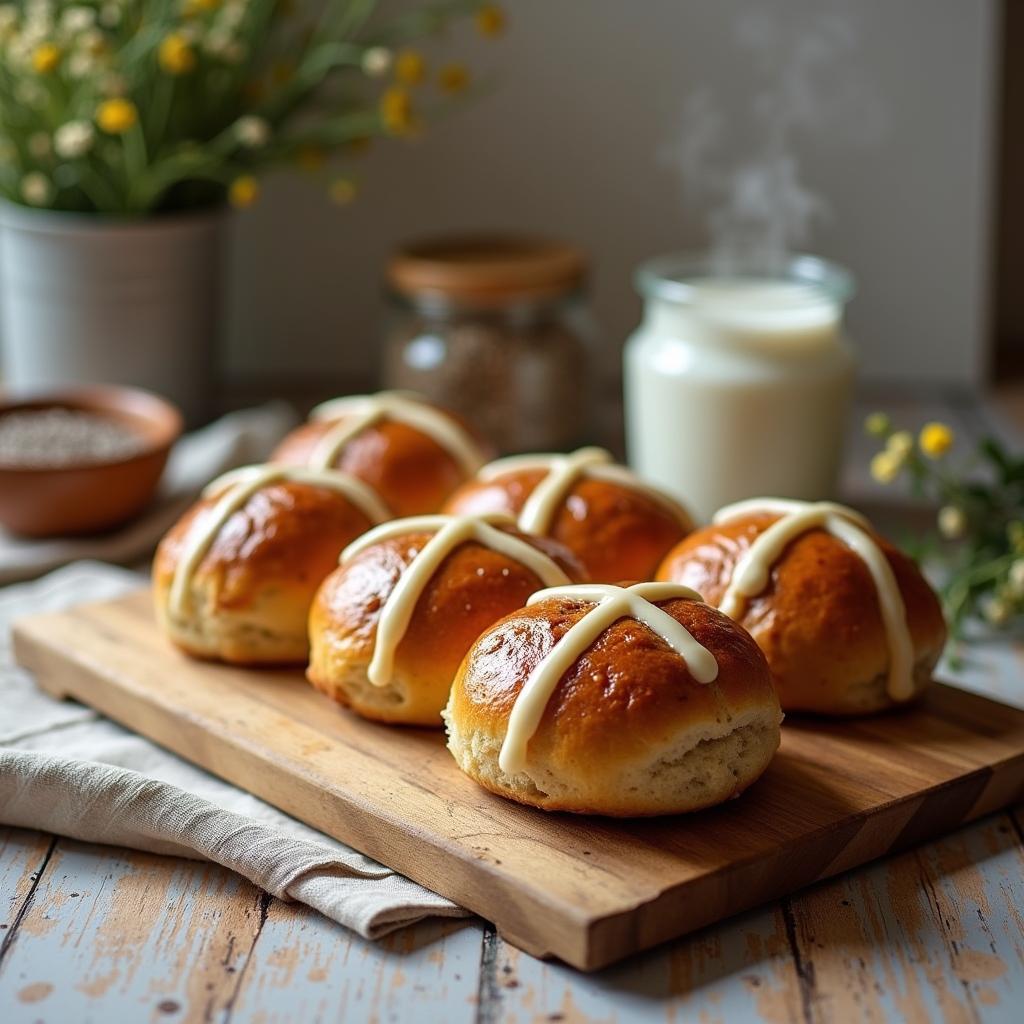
[0,828,54,952]
[226,904,483,1024]
[784,812,1024,1024]
[13,592,1024,970]
[484,905,804,1024]
[0,838,264,1024]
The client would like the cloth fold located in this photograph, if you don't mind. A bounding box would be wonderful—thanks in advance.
[0,750,464,938]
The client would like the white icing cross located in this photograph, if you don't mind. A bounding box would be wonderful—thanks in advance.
[308,391,486,475]
[169,464,389,617]
[477,446,690,535]
[341,513,572,688]
[498,582,719,776]
[713,498,914,701]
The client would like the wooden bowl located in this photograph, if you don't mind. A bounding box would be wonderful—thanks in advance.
[0,386,183,538]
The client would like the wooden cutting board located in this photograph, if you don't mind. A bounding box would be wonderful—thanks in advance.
[12,589,1024,972]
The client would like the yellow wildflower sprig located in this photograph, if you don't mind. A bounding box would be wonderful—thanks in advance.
[0,0,498,214]
[865,412,1024,638]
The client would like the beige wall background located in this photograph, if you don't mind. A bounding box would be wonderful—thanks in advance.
[225,0,998,391]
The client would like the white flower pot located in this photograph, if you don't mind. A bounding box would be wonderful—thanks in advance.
[0,203,227,424]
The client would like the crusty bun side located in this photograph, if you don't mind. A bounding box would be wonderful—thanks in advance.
[307,531,585,726]
[657,514,948,715]
[445,596,782,816]
[273,415,485,516]
[443,470,692,583]
[154,482,373,665]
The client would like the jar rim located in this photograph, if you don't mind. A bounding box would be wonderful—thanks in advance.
[388,233,586,307]
[634,251,855,306]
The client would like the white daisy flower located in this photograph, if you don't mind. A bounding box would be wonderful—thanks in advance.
[54,119,94,158]
[220,1,248,29]
[361,46,391,77]
[21,171,52,206]
[1009,559,1024,596]
[67,50,95,78]
[8,36,34,65]
[203,29,230,56]
[982,596,1011,628]
[234,115,270,148]
[23,2,53,38]
[937,505,966,541]
[60,5,95,34]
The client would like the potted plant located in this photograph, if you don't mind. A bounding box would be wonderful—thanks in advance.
[0,0,503,422]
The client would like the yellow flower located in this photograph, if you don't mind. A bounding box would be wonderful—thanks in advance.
[96,98,138,134]
[870,451,901,485]
[380,86,414,135]
[328,178,357,205]
[885,430,914,460]
[476,4,506,37]
[229,175,259,208]
[919,422,954,459]
[438,63,469,94]
[394,49,425,86]
[864,412,891,437]
[32,44,61,74]
[159,33,196,75]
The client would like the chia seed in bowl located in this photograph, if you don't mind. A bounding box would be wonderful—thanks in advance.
[0,386,182,538]
[0,407,148,468]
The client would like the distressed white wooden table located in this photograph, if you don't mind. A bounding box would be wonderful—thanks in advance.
[1,392,1022,1024]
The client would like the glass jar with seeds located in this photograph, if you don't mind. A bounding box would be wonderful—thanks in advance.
[383,235,595,453]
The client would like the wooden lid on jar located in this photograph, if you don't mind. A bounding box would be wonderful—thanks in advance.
[388,234,587,307]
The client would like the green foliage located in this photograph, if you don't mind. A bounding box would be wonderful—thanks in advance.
[0,0,490,214]
[866,413,1024,642]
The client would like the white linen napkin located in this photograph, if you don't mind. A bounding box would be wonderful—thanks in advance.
[0,402,297,586]
[0,563,468,939]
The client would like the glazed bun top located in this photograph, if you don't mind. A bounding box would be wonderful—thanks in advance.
[315,513,586,685]
[453,582,779,777]
[272,391,489,516]
[442,447,694,582]
[155,464,389,615]
[657,498,948,703]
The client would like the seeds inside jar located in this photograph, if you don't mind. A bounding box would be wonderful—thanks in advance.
[0,408,147,468]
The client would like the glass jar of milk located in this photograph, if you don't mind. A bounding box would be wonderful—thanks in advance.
[624,254,855,523]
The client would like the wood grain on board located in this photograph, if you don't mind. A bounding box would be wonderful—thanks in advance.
[11,590,1024,972]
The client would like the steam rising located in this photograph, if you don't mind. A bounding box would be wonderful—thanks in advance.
[668,1,884,272]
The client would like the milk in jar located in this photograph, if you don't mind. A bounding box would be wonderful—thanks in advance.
[623,254,855,523]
